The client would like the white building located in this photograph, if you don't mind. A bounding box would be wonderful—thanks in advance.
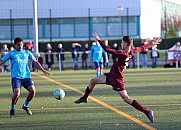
[0,0,180,41]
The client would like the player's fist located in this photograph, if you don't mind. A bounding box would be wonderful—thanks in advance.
[153,37,162,45]
[92,33,101,41]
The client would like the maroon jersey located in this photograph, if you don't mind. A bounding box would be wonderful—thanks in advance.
[98,40,154,91]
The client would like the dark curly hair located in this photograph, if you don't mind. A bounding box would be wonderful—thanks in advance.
[14,37,23,45]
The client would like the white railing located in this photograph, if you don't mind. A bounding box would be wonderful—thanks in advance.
[1,50,178,71]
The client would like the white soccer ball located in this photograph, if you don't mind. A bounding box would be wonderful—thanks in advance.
[53,88,65,100]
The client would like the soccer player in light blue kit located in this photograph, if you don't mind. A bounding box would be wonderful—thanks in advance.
[0,37,51,117]
[90,40,108,76]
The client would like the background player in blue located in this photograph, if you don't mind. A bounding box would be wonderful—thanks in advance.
[90,40,108,76]
[0,37,51,117]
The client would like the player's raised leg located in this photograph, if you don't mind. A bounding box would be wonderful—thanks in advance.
[118,90,154,123]
[75,74,106,104]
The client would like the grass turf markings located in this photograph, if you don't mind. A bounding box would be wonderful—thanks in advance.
[32,72,157,130]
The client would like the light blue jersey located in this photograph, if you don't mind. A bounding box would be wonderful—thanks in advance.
[90,45,108,62]
[2,49,36,79]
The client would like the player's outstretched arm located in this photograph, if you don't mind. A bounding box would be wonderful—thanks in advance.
[134,37,162,53]
[92,33,116,54]
[34,60,51,75]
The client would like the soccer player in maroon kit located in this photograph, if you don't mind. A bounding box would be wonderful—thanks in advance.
[75,33,162,123]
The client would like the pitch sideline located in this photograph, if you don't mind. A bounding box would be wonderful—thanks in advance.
[32,72,157,130]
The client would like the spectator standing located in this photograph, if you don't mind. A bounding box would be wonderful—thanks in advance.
[103,40,109,69]
[130,55,136,68]
[25,41,34,52]
[70,43,81,70]
[90,40,108,76]
[140,39,148,68]
[127,56,136,69]
[38,54,43,66]
[167,41,181,67]
[34,53,43,71]
[45,43,54,71]
[81,43,90,70]
[128,46,136,69]
[151,44,159,68]
[10,46,14,51]
[56,43,65,71]
[0,44,9,73]
[25,41,34,71]
[111,43,119,63]
[174,42,181,67]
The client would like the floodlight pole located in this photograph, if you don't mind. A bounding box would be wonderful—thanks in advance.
[126,7,129,36]
[117,6,129,36]
[164,7,167,39]
[164,7,167,64]
[10,9,13,44]
[49,9,52,44]
[33,0,39,56]
[88,8,91,41]
[117,6,123,38]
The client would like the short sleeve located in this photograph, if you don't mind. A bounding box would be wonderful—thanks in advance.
[1,51,11,62]
[28,50,36,61]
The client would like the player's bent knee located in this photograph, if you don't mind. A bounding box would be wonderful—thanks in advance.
[13,90,21,97]
[28,86,36,92]
[90,78,96,85]
[30,90,35,95]
[15,93,20,97]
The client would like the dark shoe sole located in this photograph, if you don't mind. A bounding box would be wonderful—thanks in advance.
[74,98,88,104]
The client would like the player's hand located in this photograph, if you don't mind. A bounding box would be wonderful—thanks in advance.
[153,37,162,45]
[43,70,51,76]
[92,33,101,41]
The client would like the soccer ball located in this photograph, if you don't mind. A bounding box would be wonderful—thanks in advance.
[53,88,65,100]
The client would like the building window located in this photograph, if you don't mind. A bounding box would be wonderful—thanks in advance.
[92,17,106,23]
[75,17,88,23]
[14,19,27,24]
[107,17,121,22]
[60,18,74,23]
[45,18,59,24]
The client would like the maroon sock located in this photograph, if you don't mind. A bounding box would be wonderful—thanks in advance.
[131,100,149,114]
[82,87,92,99]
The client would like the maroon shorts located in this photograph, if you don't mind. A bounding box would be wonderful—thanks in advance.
[104,73,125,91]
